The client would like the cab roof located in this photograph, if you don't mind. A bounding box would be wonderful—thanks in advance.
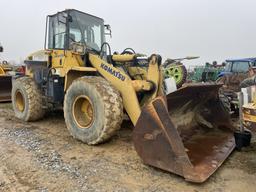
[226,58,256,63]
[48,9,104,22]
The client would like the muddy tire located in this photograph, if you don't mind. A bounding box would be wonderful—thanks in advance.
[219,94,231,115]
[64,76,123,145]
[12,77,45,121]
[240,76,256,88]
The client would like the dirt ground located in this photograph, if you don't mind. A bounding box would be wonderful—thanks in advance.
[0,103,255,192]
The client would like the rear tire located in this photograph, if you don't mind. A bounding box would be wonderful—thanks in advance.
[64,76,123,145]
[12,77,45,121]
[219,94,231,115]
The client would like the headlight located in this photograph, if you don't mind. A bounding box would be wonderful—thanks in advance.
[71,42,86,55]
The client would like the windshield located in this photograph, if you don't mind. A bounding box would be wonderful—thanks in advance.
[47,10,105,51]
[224,62,232,72]
[69,10,104,51]
[232,61,250,72]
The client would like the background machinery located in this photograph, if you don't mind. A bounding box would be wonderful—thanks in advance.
[240,84,256,134]
[0,44,25,102]
[0,44,12,102]
[189,61,225,82]
[217,58,256,115]
[163,56,198,88]
[12,9,236,183]
[163,58,187,88]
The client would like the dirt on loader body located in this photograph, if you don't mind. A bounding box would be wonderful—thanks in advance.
[0,103,255,192]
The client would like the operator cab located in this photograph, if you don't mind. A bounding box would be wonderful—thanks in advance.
[224,58,256,73]
[218,58,256,78]
[46,9,106,52]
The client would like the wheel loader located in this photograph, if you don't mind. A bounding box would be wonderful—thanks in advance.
[0,44,12,102]
[12,9,235,183]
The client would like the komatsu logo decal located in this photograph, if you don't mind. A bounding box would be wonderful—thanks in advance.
[100,63,126,81]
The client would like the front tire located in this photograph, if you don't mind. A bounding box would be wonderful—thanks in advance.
[12,77,45,121]
[64,77,123,145]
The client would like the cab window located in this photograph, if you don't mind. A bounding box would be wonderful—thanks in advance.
[48,14,67,49]
[232,62,250,72]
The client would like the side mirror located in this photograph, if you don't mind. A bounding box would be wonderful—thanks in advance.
[0,46,3,52]
[104,24,112,38]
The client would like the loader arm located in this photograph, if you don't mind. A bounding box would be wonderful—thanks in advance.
[88,53,161,125]
[89,52,235,182]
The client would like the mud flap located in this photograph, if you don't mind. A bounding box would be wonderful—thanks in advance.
[0,76,12,102]
[133,84,235,183]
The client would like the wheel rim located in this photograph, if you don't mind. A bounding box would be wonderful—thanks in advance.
[165,66,183,84]
[72,96,94,129]
[15,90,25,112]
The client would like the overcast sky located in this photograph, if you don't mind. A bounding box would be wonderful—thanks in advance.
[0,0,255,66]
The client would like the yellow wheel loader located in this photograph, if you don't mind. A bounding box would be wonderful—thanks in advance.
[0,45,12,102]
[0,61,25,102]
[0,44,25,102]
[0,66,12,102]
[12,9,235,182]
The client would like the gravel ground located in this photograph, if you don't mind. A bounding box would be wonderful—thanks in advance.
[0,103,255,192]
